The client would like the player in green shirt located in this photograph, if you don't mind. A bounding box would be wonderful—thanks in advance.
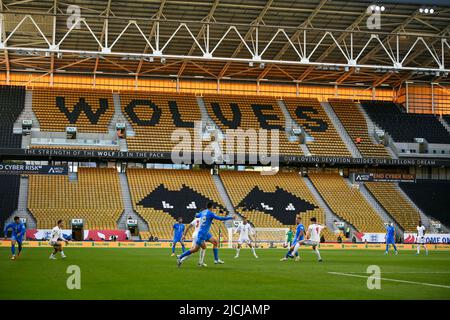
[286,228,294,247]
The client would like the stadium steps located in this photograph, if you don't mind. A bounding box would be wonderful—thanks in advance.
[393,183,441,233]
[320,101,361,158]
[351,180,403,235]
[212,173,239,228]
[68,172,78,182]
[118,138,128,152]
[303,176,353,235]
[277,99,310,155]
[196,96,225,157]
[21,134,31,149]
[117,172,149,231]
[13,90,40,134]
[110,93,135,137]
[356,102,398,159]
[6,176,37,229]
[438,116,450,134]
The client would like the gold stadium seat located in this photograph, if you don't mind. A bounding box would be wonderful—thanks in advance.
[32,88,114,133]
[328,99,390,158]
[220,170,335,241]
[365,182,420,232]
[28,168,123,229]
[203,94,303,156]
[309,172,385,232]
[120,92,204,152]
[283,97,351,157]
[127,168,228,241]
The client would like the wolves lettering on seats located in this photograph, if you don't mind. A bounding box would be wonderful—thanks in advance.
[56,96,109,124]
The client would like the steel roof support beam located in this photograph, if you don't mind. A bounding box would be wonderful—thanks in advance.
[177,0,219,78]
[0,0,9,83]
[49,0,57,85]
[93,0,112,82]
[1,13,449,78]
[257,0,328,81]
[297,10,368,82]
[336,11,420,84]
[218,0,274,78]
[135,0,166,77]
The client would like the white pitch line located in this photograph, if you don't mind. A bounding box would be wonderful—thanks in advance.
[328,272,450,289]
[336,271,450,274]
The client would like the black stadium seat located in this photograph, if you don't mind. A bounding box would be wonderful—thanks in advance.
[0,175,20,230]
[361,100,450,144]
[399,180,450,227]
[0,85,25,148]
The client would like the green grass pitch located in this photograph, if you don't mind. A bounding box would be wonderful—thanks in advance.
[1,248,449,300]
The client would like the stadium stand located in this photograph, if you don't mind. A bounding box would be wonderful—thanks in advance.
[28,168,123,229]
[126,168,228,240]
[443,115,450,127]
[0,175,20,229]
[329,99,390,158]
[365,182,420,232]
[0,85,25,148]
[29,145,118,151]
[203,95,303,156]
[283,97,351,157]
[219,170,335,241]
[361,100,450,144]
[399,180,450,227]
[309,172,385,232]
[32,88,114,133]
[121,92,203,152]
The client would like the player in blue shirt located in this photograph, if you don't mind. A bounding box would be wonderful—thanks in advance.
[3,216,26,260]
[385,222,398,255]
[177,202,234,267]
[171,217,186,256]
[280,215,304,262]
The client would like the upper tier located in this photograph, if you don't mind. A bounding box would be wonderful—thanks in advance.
[361,100,450,144]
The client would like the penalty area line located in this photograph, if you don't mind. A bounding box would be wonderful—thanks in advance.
[328,272,450,289]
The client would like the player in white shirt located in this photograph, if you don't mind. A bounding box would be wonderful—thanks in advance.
[416,221,428,255]
[183,217,207,267]
[49,220,69,260]
[234,218,258,259]
[298,217,325,262]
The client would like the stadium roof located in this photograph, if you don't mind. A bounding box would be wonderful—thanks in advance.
[0,0,449,87]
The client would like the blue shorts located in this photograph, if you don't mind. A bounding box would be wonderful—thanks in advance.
[291,238,304,247]
[173,237,183,244]
[386,238,395,244]
[11,235,23,243]
[195,232,213,246]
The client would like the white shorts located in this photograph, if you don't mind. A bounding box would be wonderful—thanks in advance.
[417,236,425,244]
[302,240,319,246]
[192,234,199,248]
[238,237,252,245]
[49,240,59,246]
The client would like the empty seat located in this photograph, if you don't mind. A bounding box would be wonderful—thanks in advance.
[283,97,351,157]
[32,88,114,133]
[0,85,25,148]
[127,168,228,241]
[399,180,450,227]
[28,168,123,229]
[220,170,335,241]
[365,182,420,232]
[121,92,203,152]
[0,175,20,229]
[309,172,385,232]
[361,100,450,144]
[203,94,303,156]
[329,99,390,158]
